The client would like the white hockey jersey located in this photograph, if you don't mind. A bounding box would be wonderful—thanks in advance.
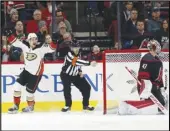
[9,38,56,75]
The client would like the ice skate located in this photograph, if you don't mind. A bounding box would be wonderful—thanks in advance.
[61,106,71,112]
[22,106,34,113]
[8,104,19,114]
[83,106,95,112]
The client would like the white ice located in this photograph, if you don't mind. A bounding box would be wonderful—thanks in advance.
[2,112,169,130]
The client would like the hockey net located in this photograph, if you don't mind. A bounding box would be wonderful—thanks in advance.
[102,50,169,114]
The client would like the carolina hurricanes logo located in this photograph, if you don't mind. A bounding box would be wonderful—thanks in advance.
[26,53,37,61]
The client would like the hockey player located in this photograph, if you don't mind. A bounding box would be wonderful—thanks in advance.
[118,40,168,115]
[60,41,97,112]
[5,30,56,113]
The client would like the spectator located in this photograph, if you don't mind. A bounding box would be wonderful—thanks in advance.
[59,22,67,36]
[2,36,10,62]
[133,2,148,20]
[123,8,138,34]
[36,20,48,43]
[44,34,57,61]
[147,8,162,33]
[50,9,72,34]
[3,8,19,33]
[122,20,153,49]
[26,9,43,33]
[121,2,133,28]
[2,21,26,62]
[53,21,67,45]
[5,1,26,21]
[87,45,102,60]
[36,2,53,27]
[63,32,72,42]
[57,32,73,60]
[14,21,27,62]
[134,20,153,49]
[155,19,169,50]
[9,21,27,62]
[14,21,26,41]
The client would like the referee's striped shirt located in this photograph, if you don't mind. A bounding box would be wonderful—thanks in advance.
[62,51,90,76]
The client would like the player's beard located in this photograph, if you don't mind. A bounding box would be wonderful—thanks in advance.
[30,42,37,49]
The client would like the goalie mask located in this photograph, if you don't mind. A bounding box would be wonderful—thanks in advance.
[70,41,81,55]
[147,40,161,54]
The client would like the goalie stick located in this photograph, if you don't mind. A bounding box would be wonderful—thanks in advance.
[164,69,168,90]
[125,66,168,115]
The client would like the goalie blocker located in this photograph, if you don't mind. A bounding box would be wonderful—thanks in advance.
[118,40,168,115]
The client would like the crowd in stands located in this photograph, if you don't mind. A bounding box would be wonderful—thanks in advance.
[106,1,169,50]
[1,1,169,62]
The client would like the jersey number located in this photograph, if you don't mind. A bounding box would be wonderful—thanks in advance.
[142,64,147,69]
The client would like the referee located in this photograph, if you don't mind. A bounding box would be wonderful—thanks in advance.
[60,41,97,112]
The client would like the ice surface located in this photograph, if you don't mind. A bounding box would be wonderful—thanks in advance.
[2,111,169,130]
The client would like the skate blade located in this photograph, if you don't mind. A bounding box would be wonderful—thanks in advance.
[157,112,165,115]
[83,110,94,114]
[8,110,18,114]
[21,111,34,113]
[61,110,71,113]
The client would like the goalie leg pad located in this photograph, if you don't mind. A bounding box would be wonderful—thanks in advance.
[118,101,139,115]
[139,80,152,99]
[160,88,169,109]
[118,100,157,115]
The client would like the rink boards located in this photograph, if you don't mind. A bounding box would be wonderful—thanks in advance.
[2,63,103,112]
[1,60,169,113]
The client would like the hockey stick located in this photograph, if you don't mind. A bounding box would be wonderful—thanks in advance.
[125,66,168,115]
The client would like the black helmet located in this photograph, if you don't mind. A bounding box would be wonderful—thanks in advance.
[69,41,81,55]
[70,40,81,48]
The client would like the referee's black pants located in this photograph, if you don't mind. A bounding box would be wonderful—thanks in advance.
[60,71,91,107]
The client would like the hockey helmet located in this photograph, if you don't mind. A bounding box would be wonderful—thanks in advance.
[70,41,81,55]
[27,33,38,41]
[147,39,161,54]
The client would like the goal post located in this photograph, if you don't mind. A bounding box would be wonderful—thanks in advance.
[102,50,169,114]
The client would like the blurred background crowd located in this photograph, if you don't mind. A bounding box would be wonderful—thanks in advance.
[1,1,169,62]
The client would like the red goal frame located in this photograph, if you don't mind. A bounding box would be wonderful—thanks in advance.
[102,49,169,114]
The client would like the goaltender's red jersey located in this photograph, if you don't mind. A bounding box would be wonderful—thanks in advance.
[138,53,164,87]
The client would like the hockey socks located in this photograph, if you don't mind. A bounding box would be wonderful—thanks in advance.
[22,94,35,113]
